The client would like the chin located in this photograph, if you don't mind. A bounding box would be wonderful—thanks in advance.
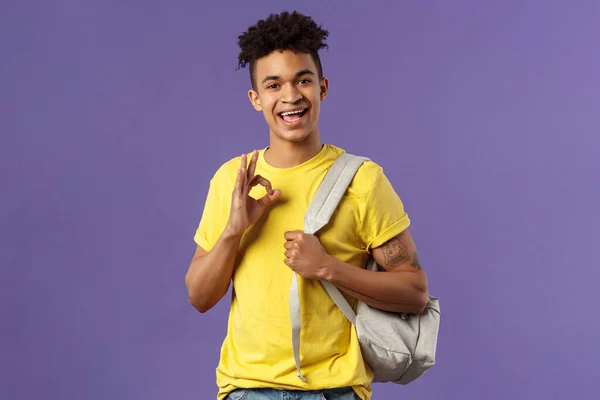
[274,128,312,143]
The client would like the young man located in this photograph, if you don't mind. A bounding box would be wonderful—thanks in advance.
[185,11,429,400]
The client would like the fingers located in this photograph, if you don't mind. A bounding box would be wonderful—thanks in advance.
[284,237,300,266]
[284,230,303,241]
[256,188,281,208]
[238,151,281,201]
[283,252,298,271]
[284,241,299,250]
[239,153,248,188]
[238,152,257,197]
[248,150,258,179]
[234,168,244,196]
[248,174,273,194]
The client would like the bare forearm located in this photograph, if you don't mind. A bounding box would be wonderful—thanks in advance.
[322,257,428,314]
[186,229,242,312]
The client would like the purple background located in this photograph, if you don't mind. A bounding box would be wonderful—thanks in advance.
[2,1,599,399]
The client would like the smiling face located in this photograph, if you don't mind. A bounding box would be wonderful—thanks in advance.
[248,50,328,145]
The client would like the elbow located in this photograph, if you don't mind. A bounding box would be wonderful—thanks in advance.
[186,279,226,313]
[414,272,429,314]
[192,303,212,314]
[395,273,429,314]
[188,292,213,314]
[186,279,213,313]
[414,292,429,314]
[185,273,211,313]
[413,287,429,314]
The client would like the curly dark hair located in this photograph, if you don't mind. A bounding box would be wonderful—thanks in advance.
[237,11,329,89]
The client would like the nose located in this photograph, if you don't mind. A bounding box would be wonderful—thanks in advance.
[281,83,302,103]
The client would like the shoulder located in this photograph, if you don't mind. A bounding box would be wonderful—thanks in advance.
[355,158,384,181]
[355,160,386,199]
[327,143,383,174]
[334,149,385,198]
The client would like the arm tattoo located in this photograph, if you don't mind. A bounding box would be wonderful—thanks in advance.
[381,236,409,266]
[411,252,422,270]
[380,235,423,270]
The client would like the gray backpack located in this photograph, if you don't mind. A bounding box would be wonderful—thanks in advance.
[289,153,441,385]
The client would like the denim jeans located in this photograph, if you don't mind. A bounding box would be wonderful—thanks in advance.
[226,386,360,400]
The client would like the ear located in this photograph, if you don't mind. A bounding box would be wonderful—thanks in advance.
[319,77,329,101]
[248,89,262,112]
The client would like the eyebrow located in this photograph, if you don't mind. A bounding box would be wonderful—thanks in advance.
[261,69,315,84]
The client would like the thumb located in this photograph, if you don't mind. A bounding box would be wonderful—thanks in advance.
[259,188,281,206]
[266,188,281,201]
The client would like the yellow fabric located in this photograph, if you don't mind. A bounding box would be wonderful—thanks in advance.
[194,144,411,400]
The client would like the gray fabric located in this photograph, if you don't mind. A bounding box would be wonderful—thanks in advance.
[290,153,441,385]
[303,153,369,236]
[291,153,368,382]
[289,270,306,382]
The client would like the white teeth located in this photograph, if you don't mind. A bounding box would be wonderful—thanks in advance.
[281,109,305,116]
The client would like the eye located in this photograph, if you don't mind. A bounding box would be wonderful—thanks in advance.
[267,83,279,89]
[298,79,311,84]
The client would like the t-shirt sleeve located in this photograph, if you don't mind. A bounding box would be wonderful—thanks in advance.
[360,166,411,252]
[193,170,231,252]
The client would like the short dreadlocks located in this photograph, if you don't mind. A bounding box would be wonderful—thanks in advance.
[237,11,329,89]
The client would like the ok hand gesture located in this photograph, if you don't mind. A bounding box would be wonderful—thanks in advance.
[226,150,281,237]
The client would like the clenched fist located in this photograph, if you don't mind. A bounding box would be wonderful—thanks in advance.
[283,231,333,280]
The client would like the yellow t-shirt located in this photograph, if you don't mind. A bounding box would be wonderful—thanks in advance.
[194,144,411,400]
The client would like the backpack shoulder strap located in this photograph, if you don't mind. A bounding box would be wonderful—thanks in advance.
[304,153,370,234]
[290,152,369,382]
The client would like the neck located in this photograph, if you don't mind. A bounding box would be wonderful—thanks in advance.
[264,131,323,168]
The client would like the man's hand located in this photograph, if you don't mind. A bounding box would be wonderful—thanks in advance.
[283,231,332,280]
[225,151,281,237]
